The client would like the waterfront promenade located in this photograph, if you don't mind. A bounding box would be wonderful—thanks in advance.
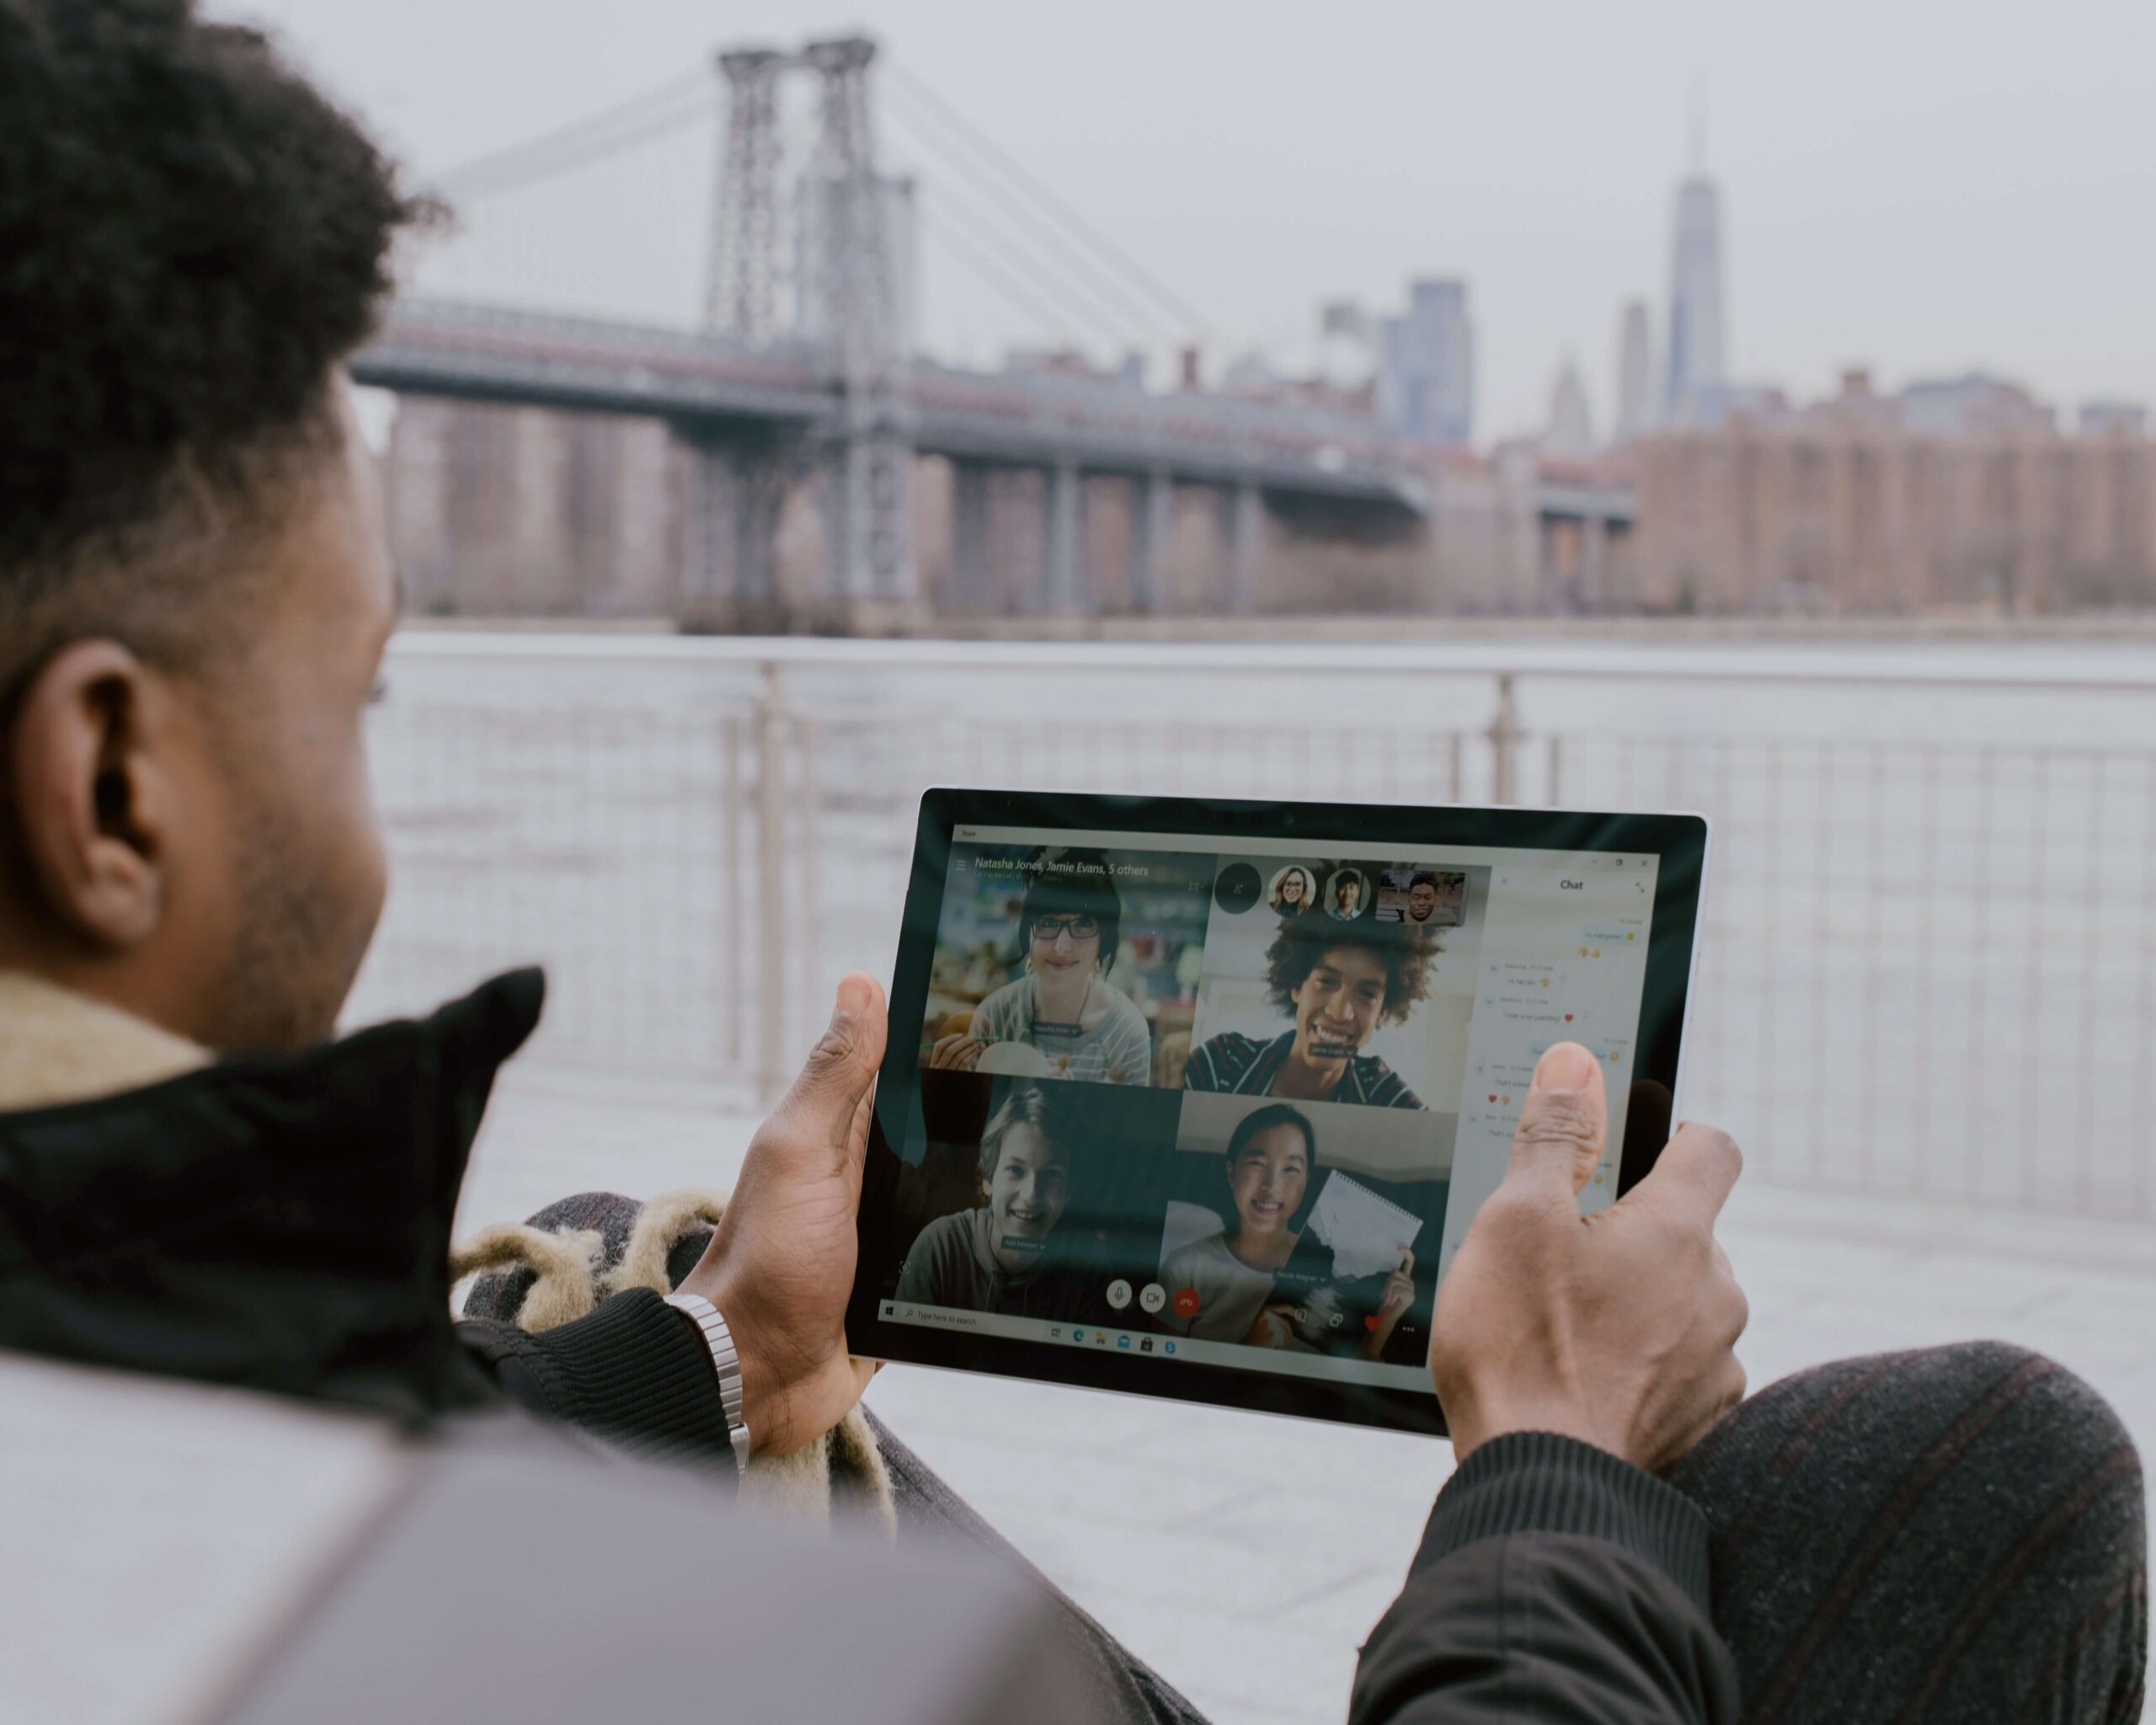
[379,629,2156,1722]
[459,1059,2156,1725]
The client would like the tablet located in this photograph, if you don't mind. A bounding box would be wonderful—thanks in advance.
[847,788,1709,1436]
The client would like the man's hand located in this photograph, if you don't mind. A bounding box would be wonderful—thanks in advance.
[1430,1041,1748,1473]
[677,975,887,1459]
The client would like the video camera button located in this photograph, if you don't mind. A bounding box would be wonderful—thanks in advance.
[1138,1282,1167,1314]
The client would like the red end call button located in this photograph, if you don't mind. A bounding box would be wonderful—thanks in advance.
[1171,1287,1200,1318]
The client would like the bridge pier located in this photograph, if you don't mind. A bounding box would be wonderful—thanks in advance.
[1225,481,1262,613]
[949,460,993,610]
[821,430,917,605]
[682,438,789,622]
[1581,513,1608,611]
[1130,472,1172,613]
[1043,461,1086,612]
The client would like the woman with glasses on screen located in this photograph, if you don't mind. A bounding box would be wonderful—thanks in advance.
[928,850,1154,1084]
[1269,864,1315,916]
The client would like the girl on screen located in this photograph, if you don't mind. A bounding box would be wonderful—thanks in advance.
[927,850,1153,1084]
[894,1085,1101,1320]
[1157,1104,1412,1358]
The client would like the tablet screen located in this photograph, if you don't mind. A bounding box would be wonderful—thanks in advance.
[853,792,1705,1433]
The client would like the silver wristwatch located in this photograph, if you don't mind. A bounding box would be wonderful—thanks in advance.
[663,1290,751,1473]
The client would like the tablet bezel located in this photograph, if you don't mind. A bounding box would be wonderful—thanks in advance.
[846,787,1710,1438]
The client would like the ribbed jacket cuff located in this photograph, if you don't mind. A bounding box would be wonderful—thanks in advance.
[524,1287,738,1468]
[1415,1431,1712,1612]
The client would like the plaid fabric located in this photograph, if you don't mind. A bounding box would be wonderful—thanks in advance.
[1672,1342,2147,1724]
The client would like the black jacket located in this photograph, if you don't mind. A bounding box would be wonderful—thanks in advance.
[0,971,1738,1722]
[0,970,735,1470]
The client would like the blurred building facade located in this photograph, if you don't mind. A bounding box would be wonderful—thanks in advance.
[1622,371,2156,614]
[1614,300,1657,445]
[1378,279,1476,446]
[382,374,2154,625]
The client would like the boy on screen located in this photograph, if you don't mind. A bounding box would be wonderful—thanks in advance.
[1186,916,1439,1108]
[895,1084,1099,1320]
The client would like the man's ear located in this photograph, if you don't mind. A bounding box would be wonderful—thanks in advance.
[7,639,177,950]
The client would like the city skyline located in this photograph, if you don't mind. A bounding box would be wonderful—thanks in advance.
[228,0,2156,439]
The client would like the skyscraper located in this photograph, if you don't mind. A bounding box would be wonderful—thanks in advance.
[1614,299,1656,443]
[1545,356,1595,455]
[1663,172,1726,424]
[1378,278,1474,446]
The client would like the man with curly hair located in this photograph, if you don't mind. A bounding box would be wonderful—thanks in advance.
[1184,916,1440,1108]
[0,6,2144,1722]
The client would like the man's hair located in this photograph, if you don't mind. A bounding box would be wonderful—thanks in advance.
[1408,871,1442,892]
[1264,914,1439,1026]
[0,0,427,696]
[1219,1102,1321,1231]
[1013,848,1122,972]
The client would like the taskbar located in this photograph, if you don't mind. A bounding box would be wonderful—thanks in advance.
[878,1300,1430,1394]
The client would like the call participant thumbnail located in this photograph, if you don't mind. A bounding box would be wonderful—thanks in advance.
[887,1073,1182,1324]
[1155,1092,1450,1365]
[921,845,1213,1087]
[1325,868,1368,921]
[1377,868,1466,928]
[1267,863,1317,918]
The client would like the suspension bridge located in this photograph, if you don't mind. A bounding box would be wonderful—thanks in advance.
[354,36,1625,625]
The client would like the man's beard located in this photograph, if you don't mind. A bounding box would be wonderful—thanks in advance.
[202,784,377,1053]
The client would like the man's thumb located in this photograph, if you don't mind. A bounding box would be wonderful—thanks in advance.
[786,974,887,1124]
[1504,1041,1608,1196]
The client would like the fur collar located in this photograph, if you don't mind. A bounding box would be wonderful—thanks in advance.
[0,972,209,1113]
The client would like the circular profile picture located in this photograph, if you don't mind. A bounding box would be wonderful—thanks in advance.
[1324,867,1368,921]
[1267,864,1317,918]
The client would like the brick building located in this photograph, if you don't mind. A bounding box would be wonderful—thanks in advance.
[1620,372,2156,615]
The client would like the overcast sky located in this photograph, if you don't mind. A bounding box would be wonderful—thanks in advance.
[225,0,2156,441]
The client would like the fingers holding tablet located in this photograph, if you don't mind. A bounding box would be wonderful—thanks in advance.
[1431,1040,1748,1471]
[1503,1040,1608,1197]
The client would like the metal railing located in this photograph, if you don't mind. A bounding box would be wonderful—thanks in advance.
[347,633,2156,1222]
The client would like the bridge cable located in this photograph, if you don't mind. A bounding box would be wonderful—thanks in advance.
[436,72,715,200]
[882,94,1179,349]
[883,60,1217,340]
[912,208,1107,351]
[893,131,1159,353]
[913,194,1131,353]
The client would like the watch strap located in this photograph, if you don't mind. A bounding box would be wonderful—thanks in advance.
[662,1290,751,1473]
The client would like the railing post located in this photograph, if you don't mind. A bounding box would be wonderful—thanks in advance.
[756,660,788,1105]
[1486,672,1521,804]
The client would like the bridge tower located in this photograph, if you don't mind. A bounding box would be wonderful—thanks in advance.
[704,47,786,339]
[803,34,915,606]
